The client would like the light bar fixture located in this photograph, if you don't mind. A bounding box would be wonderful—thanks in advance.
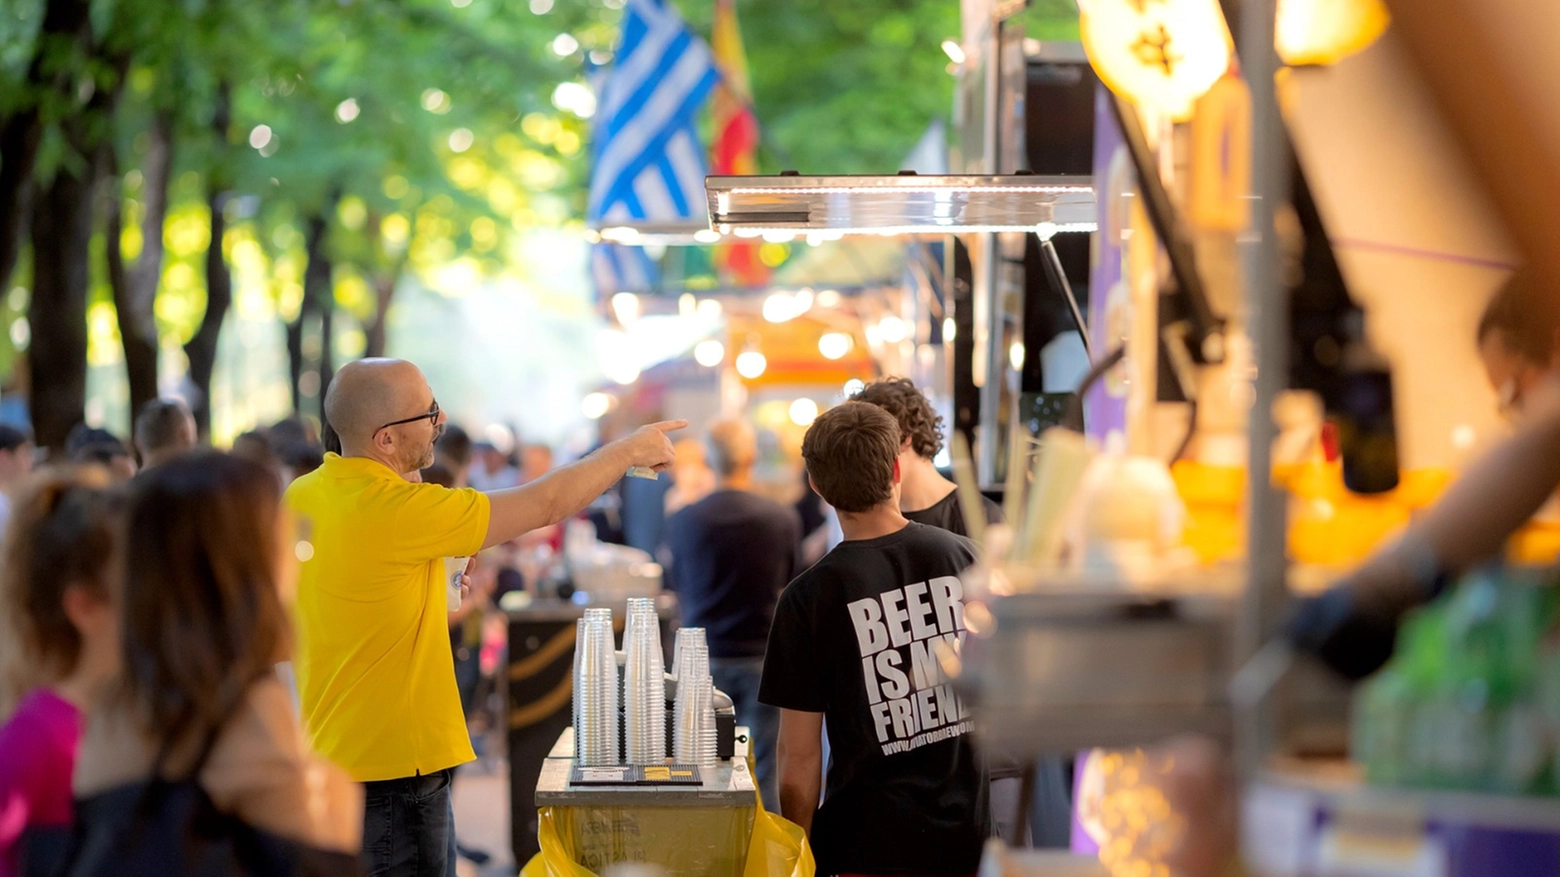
[706,173,1097,239]
[586,220,721,246]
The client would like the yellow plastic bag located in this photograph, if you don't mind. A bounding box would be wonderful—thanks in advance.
[520,808,595,877]
[521,794,814,877]
[742,806,814,877]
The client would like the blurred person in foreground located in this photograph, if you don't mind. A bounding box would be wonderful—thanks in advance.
[0,424,34,533]
[664,418,801,806]
[132,397,197,470]
[1293,270,1560,679]
[70,452,360,872]
[1153,274,1560,877]
[285,358,680,877]
[0,468,122,877]
[760,402,990,877]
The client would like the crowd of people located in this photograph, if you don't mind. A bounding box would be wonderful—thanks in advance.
[0,363,677,877]
[0,353,1080,877]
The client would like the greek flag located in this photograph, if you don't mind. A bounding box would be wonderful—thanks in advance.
[591,240,655,295]
[587,0,719,226]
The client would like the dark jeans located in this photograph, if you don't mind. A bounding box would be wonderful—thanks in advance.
[362,768,457,877]
[711,656,778,808]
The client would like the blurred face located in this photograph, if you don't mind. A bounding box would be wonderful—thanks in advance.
[175,415,197,450]
[109,454,137,482]
[482,448,507,474]
[1479,330,1547,419]
[522,446,552,480]
[0,442,33,482]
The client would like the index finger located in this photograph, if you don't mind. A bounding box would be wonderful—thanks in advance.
[647,419,689,434]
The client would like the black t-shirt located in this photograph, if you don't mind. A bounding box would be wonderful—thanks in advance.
[665,489,802,658]
[760,522,991,876]
[903,489,1003,539]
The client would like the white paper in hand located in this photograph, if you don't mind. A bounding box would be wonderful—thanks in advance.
[444,556,468,611]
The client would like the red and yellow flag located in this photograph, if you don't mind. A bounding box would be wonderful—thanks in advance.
[710,0,768,287]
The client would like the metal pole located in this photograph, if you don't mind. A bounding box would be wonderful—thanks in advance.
[1038,234,1092,361]
[975,12,1006,486]
[1235,0,1290,780]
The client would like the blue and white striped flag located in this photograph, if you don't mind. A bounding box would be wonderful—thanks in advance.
[591,239,655,295]
[588,0,719,226]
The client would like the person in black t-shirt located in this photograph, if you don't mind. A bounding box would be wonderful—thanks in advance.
[760,402,990,877]
[665,418,801,807]
[853,377,1072,848]
[851,378,1003,534]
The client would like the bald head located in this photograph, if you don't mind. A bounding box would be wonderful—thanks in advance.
[324,359,430,451]
[705,418,757,479]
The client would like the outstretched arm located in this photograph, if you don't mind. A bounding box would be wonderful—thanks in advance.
[482,421,685,549]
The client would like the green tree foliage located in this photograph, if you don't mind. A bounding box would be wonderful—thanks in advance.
[1,0,1083,445]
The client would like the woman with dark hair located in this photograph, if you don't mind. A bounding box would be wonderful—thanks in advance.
[0,468,122,877]
[68,451,360,873]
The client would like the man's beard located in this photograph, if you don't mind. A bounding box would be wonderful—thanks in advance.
[406,442,436,474]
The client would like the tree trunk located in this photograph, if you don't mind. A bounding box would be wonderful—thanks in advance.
[0,117,40,294]
[360,212,410,360]
[29,166,96,453]
[0,0,94,293]
[104,112,173,419]
[286,308,304,413]
[287,195,337,415]
[362,272,397,359]
[185,83,233,439]
[25,3,125,454]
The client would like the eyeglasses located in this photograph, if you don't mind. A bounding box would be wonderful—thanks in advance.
[374,400,441,437]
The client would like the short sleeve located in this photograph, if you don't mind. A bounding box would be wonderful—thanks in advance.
[387,484,491,562]
[759,581,826,713]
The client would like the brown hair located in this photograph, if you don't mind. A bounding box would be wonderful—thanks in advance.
[133,397,196,458]
[851,377,945,459]
[1479,268,1560,366]
[119,450,287,756]
[801,402,901,514]
[0,466,123,716]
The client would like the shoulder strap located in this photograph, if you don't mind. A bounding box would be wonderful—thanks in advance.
[146,674,265,795]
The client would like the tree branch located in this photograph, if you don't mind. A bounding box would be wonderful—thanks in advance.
[185,81,233,439]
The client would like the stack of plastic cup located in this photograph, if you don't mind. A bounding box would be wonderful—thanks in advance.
[673,627,717,766]
[572,617,585,758]
[573,607,619,766]
[623,597,666,765]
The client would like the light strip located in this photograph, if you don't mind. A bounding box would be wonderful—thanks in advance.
[722,185,1094,196]
[716,222,1098,239]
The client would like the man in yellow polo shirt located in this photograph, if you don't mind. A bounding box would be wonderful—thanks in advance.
[287,358,680,877]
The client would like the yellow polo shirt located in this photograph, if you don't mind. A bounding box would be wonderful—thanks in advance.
[285,454,491,782]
